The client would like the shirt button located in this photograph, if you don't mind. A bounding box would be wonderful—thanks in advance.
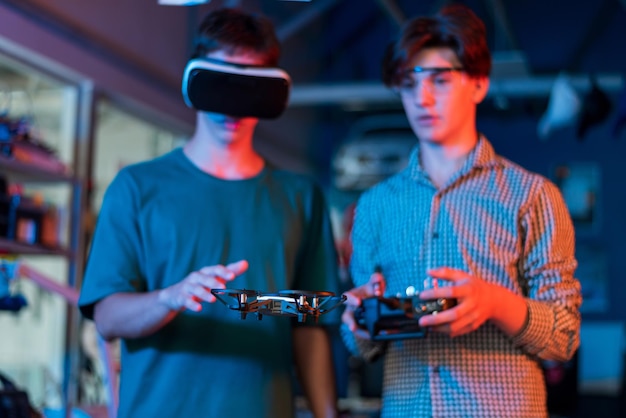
[432,232,439,239]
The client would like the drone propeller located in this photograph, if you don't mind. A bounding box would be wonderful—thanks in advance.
[277,290,344,315]
[211,289,260,320]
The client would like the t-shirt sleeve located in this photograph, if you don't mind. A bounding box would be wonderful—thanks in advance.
[78,169,146,320]
[292,183,341,326]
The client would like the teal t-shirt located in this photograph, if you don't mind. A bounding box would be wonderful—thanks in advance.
[78,148,339,418]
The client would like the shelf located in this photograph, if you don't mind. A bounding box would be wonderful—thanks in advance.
[0,46,90,415]
[0,155,75,183]
[0,236,73,257]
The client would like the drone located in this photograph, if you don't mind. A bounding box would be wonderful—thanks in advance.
[211,288,346,323]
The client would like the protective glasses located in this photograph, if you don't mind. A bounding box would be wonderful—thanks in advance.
[395,66,465,97]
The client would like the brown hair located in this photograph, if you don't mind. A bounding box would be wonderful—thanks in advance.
[382,4,491,86]
[190,8,280,67]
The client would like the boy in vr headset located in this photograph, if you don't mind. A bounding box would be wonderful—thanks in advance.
[79,7,339,418]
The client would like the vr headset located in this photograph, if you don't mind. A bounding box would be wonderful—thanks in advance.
[182,58,291,119]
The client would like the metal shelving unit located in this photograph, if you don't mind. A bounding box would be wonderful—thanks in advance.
[0,236,74,257]
[0,155,76,183]
[0,48,93,418]
[0,156,85,415]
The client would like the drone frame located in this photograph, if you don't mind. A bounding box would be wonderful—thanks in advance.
[211,288,346,322]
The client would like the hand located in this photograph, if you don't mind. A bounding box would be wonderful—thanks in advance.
[158,260,249,312]
[417,267,496,337]
[341,270,386,336]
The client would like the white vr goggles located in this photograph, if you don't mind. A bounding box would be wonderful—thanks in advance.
[182,58,292,119]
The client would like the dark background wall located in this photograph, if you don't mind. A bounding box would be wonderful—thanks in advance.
[268,0,626,322]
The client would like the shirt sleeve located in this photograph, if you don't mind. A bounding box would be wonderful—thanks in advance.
[78,169,145,320]
[512,178,582,362]
[349,191,384,286]
[341,191,387,359]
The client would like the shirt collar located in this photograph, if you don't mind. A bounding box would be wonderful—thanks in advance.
[406,134,500,182]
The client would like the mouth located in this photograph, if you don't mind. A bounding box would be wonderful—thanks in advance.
[415,115,439,126]
[223,117,242,130]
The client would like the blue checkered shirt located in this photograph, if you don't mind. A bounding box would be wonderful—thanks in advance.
[341,136,582,418]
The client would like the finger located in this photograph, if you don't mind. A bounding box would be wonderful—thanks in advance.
[451,310,485,336]
[418,307,459,327]
[189,271,228,290]
[203,260,249,277]
[421,280,476,300]
[199,265,237,281]
[426,309,472,335]
[341,309,357,331]
[428,324,451,334]
[225,259,249,275]
[353,328,372,340]
[206,278,230,301]
[343,291,362,307]
[188,283,216,303]
[449,323,475,338]
[428,267,469,283]
[184,297,203,312]
[369,272,386,296]
[441,316,476,337]
[419,285,458,300]
[342,309,372,339]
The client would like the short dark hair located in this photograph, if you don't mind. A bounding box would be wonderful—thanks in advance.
[190,7,281,67]
[382,4,491,86]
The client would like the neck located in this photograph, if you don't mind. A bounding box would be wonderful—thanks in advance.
[183,134,265,180]
[420,133,478,188]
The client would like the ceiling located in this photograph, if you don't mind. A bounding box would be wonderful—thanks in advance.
[210,0,626,174]
[192,0,626,109]
[3,0,626,113]
[2,0,626,174]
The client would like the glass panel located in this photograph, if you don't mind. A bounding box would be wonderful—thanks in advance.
[92,99,188,210]
[0,54,77,170]
[0,50,80,412]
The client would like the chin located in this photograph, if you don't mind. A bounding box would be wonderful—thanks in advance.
[415,130,446,144]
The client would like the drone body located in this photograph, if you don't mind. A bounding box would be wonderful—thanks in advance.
[211,289,346,323]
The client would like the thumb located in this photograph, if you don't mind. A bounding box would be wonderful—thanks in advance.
[343,291,362,307]
[369,272,385,296]
[341,308,358,331]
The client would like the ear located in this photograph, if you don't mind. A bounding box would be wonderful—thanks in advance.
[472,76,490,104]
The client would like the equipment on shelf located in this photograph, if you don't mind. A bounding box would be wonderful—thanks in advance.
[0,370,43,418]
[0,256,27,312]
[0,115,67,174]
[0,179,62,247]
[211,288,346,323]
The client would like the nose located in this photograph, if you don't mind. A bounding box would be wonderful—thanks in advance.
[411,82,435,107]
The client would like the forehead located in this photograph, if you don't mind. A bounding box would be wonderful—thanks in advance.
[408,47,461,69]
[206,49,267,66]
